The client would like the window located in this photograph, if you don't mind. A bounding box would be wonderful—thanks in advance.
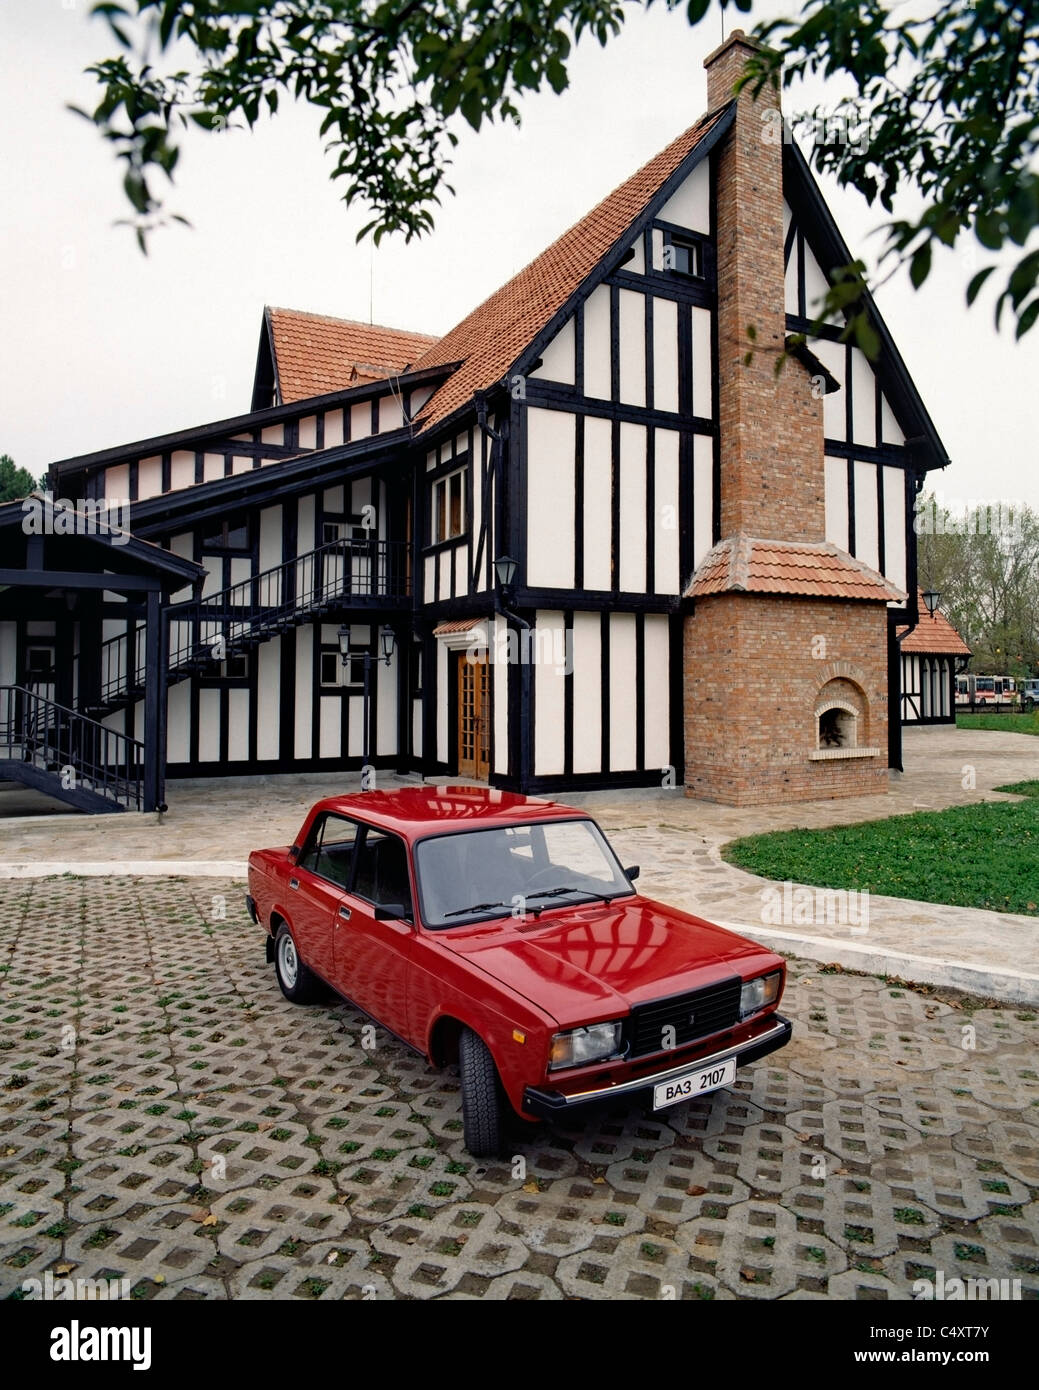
[320,649,365,688]
[352,828,413,917]
[322,516,370,546]
[202,518,250,551]
[25,646,55,677]
[431,468,465,543]
[299,813,360,889]
[663,235,702,279]
[221,654,249,680]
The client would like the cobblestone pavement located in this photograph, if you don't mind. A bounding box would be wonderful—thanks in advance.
[2,878,1037,1301]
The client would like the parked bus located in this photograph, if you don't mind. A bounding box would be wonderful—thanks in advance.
[955,674,1018,705]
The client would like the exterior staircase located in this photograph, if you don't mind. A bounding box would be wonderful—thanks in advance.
[0,685,145,812]
[83,535,409,721]
[3,536,408,812]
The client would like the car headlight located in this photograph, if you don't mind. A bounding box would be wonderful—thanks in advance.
[740,971,782,1018]
[548,1021,624,1071]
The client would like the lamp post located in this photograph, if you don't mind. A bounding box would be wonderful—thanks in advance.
[339,624,396,779]
[922,590,941,616]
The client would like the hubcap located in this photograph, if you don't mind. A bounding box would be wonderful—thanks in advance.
[278,934,298,988]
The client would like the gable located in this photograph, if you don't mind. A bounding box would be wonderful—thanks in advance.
[412,105,734,436]
[782,142,949,472]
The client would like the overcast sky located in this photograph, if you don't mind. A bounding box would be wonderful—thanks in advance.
[1,0,1035,511]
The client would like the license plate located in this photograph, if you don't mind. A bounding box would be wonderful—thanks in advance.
[653,1056,736,1110]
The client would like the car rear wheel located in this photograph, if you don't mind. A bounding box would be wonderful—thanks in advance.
[458,1028,505,1157]
[273,924,323,1004]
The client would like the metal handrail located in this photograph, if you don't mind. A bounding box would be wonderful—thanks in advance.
[0,685,144,809]
[77,535,409,710]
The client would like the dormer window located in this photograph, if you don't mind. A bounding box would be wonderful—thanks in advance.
[664,235,702,279]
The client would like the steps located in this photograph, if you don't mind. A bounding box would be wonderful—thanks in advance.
[0,686,144,812]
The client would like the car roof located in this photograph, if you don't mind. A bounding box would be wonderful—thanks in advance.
[307,786,589,838]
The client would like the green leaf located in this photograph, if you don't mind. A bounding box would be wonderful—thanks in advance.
[685,0,711,23]
[966,266,996,306]
[1016,298,1039,340]
[851,312,880,361]
[909,241,931,289]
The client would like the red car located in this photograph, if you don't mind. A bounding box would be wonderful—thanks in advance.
[246,787,791,1156]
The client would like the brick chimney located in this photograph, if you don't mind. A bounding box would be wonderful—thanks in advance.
[705,30,825,542]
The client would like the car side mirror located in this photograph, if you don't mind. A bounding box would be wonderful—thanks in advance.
[624,865,640,882]
[287,846,300,864]
[373,903,409,921]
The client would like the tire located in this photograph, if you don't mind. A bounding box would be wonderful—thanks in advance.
[458,1028,505,1157]
[273,923,323,1004]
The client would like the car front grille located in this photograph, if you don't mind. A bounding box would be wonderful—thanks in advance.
[628,977,742,1058]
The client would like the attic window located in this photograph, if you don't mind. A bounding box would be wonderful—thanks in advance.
[664,235,702,279]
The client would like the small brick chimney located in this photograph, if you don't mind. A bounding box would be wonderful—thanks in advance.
[705,30,825,543]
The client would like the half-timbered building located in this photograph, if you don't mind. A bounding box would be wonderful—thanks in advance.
[898,592,971,724]
[1,31,951,812]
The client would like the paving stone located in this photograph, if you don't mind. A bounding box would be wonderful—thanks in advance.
[675,1201,847,1299]
[1,873,1036,1301]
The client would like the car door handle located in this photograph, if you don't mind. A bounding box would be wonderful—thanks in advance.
[289,878,299,890]
[338,905,351,921]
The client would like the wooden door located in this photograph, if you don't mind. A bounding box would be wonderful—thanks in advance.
[457,654,490,780]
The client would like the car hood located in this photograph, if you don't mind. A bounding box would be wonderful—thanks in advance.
[437,895,779,1027]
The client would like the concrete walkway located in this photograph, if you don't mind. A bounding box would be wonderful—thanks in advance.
[2,725,1037,1002]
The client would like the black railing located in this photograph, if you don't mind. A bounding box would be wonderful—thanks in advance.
[0,685,144,809]
[77,536,409,712]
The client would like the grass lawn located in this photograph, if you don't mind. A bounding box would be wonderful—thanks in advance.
[957,710,1039,735]
[722,789,1039,916]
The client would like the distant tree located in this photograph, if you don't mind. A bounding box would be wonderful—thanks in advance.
[0,454,41,503]
[77,0,1039,347]
[917,494,1039,675]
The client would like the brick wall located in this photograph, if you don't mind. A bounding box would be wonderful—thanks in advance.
[684,595,889,805]
[707,30,826,543]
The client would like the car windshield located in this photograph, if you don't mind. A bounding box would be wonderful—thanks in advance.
[414,818,634,929]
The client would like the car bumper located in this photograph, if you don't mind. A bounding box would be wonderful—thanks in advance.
[522,1013,792,1118]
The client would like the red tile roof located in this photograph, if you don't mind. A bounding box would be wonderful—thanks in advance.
[267,307,439,403]
[687,535,906,602]
[897,590,971,655]
[411,107,730,434]
[432,618,486,636]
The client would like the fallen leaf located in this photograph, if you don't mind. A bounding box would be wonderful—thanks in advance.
[521,1181,540,1194]
[3,1146,16,1156]
[795,1133,813,1143]
[258,1121,273,1131]
[55,1263,74,1276]
[326,1250,340,1265]
[686,1184,707,1196]
[154,1274,166,1284]
[739,1266,758,1282]
[190,1209,212,1224]
[592,1176,607,1185]
[833,1166,848,1175]
[201,1213,218,1227]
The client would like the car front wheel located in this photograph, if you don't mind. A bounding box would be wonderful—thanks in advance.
[273,924,323,1004]
[458,1028,506,1157]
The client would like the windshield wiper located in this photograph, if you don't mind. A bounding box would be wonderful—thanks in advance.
[443,900,509,919]
[525,886,584,901]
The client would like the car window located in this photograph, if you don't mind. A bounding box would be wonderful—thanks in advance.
[415,818,633,928]
[299,813,359,890]
[352,828,413,918]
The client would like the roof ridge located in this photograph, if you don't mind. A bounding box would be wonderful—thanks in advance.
[266,306,440,341]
